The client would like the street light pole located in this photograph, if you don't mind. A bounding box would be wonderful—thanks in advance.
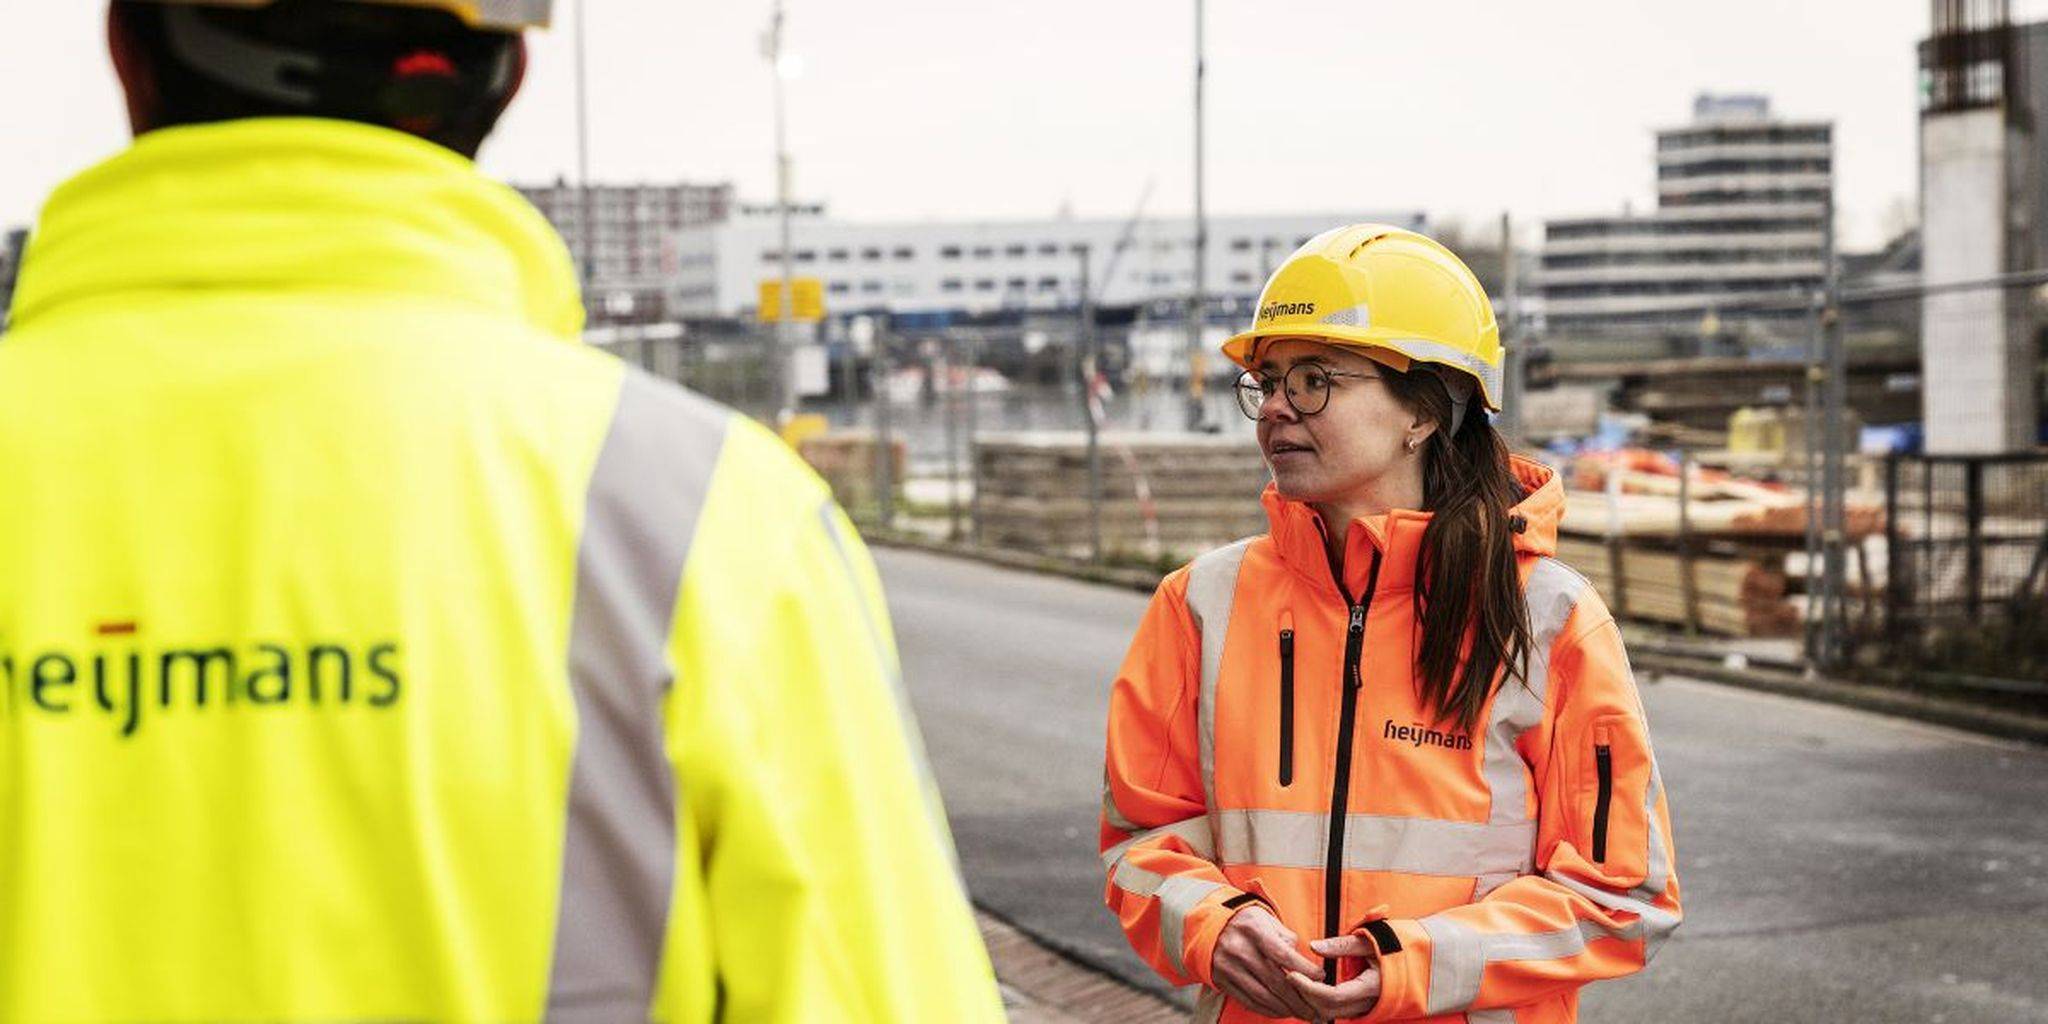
[1185,0,1208,431]
[573,0,593,294]
[766,0,796,423]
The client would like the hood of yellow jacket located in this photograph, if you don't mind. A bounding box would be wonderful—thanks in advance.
[10,117,583,340]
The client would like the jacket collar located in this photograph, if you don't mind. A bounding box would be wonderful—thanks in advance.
[1262,455,1565,600]
[9,118,582,339]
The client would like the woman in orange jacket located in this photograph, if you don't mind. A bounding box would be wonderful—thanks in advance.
[1100,225,1680,1023]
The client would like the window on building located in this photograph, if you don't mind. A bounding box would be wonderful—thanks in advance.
[1007,277,1028,289]
[861,247,884,260]
[940,245,963,259]
[1231,271,1253,285]
[972,246,994,259]
[1037,243,1059,256]
[974,279,996,291]
[827,248,850,262]
[892,246,915,260]
[1005,244,1027,257]
[861,280,884,293]
[760,250,781,264]
[942,278,964,292]
[1037,276,1061,291]
[795,249,816,262]
[1230,237,1252,252]
[828,281,851,294]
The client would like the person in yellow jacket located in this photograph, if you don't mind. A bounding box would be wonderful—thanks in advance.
[1100,226,1680,1022]
[0,2,1003,1021]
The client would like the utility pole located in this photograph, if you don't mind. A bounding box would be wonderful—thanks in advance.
[1079,245,1103,563]
[1499,211,1523,445]
[1819,189,1849,670]
[765,0,796,423]
[1184,0,1208,431]
[573,0,593,293]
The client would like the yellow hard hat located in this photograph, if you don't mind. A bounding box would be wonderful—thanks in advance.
[1222,224,1504,412]
[127,0,553,31]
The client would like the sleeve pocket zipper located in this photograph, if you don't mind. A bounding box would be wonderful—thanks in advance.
[1277,629,1295,787]
[1591,742,1613,863]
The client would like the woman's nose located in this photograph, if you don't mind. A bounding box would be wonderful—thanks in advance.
[1259,387,1298,422]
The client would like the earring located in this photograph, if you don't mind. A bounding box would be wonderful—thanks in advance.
[1405,436,1420,453]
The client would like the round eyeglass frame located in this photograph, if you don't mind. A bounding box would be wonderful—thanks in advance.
[1234,364,1381,420]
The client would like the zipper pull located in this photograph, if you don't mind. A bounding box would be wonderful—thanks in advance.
[1346,604,1365,689]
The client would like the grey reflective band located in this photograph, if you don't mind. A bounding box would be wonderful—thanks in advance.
[472,0,555,29]
[1102,770,1143,834]
[548,369,730,1018]
[1193,988,1228,1024]
[1387,334,1505,410]
[1544,871,1682,960]
[1421,914,1647,1016]
[1185,538,1255,823]
[1156,876,1226,976]
[1212,808,1535,879]
[1481,559,1589,823]
[1102,815,1216,886]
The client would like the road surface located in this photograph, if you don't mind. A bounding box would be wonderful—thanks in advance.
[876,546,2048,1023]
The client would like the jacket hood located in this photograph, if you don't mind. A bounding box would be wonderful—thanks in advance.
[9,118,582,340]
[1261,453,1564,598]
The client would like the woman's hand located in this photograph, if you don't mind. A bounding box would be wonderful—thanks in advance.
[1210,904,1324,1020]
[1280,935,1382,1020]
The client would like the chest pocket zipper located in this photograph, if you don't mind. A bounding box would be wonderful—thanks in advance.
[1592,742,1614,863]
[1277,629,1295,786]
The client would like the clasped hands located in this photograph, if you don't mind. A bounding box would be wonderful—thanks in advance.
[1210,904,1381,1022]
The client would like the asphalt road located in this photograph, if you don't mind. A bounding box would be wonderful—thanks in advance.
[876,546,2048,1023]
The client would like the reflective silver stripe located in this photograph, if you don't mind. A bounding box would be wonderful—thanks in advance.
[1385,334,1505,408]
[1422,914,1642,1016]
[1102,815,1216,887]
[1544,871,1682,961]
[1638,761,1672,901]
[1185,538,1255,822]
[1193,988,1228,1023]
[1483,558,1589,832]
[1212,808,1534,879]
[1157,876,1226,977]
[1102,778,1144,835]
[548,370,729,1018]
[1468,1011,1518,1024]
[1422,916,1485,1016]
[472,0,554,28]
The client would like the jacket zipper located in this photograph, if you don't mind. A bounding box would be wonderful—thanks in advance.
[1320,551,1383,985]
[1592,743,1614,863]
[1277,630,1296,786]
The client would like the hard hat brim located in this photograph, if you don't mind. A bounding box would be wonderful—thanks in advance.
[1222,324,1503,412]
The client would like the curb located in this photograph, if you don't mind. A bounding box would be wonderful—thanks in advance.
[867,530,2048,748]
[976,908,1184,1023]
[1628,650,2048,747]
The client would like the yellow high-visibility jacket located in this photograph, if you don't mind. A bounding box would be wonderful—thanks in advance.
[0,118,1002,1024]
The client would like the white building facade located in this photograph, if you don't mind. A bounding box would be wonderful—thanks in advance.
[1539,94,1833,338]
[668,210,1426,319]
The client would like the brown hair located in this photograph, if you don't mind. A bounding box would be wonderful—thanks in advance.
[1378,366,1533,733]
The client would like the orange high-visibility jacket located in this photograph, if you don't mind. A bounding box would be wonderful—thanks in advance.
[1100,457,1680,1023]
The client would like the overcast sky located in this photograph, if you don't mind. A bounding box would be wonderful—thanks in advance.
[6,2,2037,251]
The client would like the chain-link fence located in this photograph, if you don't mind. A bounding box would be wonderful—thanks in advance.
[1876,452,2048,697]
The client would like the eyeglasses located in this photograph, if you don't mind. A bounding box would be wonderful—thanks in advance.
[1235,364,1382,420]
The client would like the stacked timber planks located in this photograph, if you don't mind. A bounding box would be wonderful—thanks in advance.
[1555,537,1800,638]
[974,431,1270,557]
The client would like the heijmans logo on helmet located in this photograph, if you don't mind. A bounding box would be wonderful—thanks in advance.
[1257,300,1316,322]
